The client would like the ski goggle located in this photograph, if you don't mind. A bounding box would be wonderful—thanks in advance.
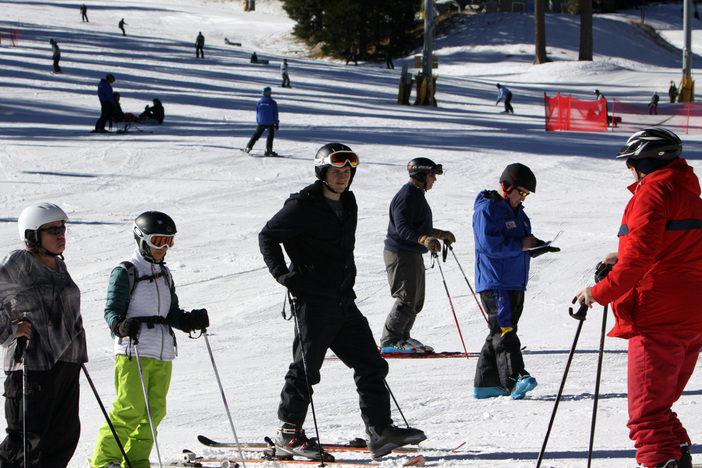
[38,223,66,235]
[315,150,359,168]
[141,233,175,250]
[516,189,531,197]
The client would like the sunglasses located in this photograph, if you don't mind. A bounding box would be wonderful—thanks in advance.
[39,224,66,235]
[143,233,175,250]
[316,150,359,168]
[516,189,531,197]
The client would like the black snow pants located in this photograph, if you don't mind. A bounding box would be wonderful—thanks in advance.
[0,361,81,468]
[473,289,527,391]
[278,301,392,431]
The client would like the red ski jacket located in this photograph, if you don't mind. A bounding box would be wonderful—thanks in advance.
[592,158,702,339]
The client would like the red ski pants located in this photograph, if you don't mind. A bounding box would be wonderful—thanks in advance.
[628,332,702,467]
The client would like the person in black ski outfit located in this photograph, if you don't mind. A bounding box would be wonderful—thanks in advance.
[49,39,61,74]
[195,32,205,58]
[80,4,88,22]
[259,143,425,460]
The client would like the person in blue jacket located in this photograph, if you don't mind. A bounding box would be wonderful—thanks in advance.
[472,163,558,400]
[380,158,455,354]
[244,87,279,156]
[94,74,116,133]
[495,83,514,114]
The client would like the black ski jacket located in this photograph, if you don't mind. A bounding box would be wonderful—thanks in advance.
[259,180,357,310]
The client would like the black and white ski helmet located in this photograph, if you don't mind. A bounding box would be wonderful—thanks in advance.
[133,211,176,262]
[17,202,68,248]
[500,163,536,193]
[314,143,359,187]
[617,128,682,175]
[407,157,443,184]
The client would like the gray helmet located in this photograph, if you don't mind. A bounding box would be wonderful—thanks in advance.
[500,163,536,193]
[314,143,359,189]
[407,157,443,184]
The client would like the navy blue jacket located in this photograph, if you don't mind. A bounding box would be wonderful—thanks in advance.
[259,180,357,310]
[97,78,114,103]
[384,182,433,254]
[473,190,531,292]
[256,95,279,126]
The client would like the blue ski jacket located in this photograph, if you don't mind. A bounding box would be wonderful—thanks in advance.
[97,78,114,103]
[256,95,279,126]
[473,190,532,292]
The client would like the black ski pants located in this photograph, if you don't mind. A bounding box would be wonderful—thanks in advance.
[95,101,115,131]
[196,45,204,58]
[503,92,514,114]
[473,289,527,391]
[246,124,275,153]
[0,361,81,468]
[278,301,392,431]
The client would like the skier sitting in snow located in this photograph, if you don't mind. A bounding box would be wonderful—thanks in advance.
[259,144,426,460]
[90,211,209,468]
[138,98,164,125]
[576,128,702,468]
[380,157,455,355]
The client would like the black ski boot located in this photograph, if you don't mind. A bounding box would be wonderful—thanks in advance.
[366,425,426,459]
[272,422,334,461]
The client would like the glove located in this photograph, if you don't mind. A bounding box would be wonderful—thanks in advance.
[190,308,210,330]
[433,229,456,244]
[113,317,141,340]
[277,271,304,298]
[274,123,279,131]
[594,261,613,283]
[418,235,441,253]
[529,239,561,258]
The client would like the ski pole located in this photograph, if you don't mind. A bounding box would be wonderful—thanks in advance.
[133,343,163,468]
[384,380,409,427]
[446,244,489,325]
[536,300,588,468]
[289,294,327,466]
[587,304,608,468]
[203,331,247,468]
[15,337,27,468]
[81,364,133,468]
[433,252,470,361]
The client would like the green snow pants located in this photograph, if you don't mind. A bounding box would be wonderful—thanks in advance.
[90,355,172,468]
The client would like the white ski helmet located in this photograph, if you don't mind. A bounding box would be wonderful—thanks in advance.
[17,202,68,247]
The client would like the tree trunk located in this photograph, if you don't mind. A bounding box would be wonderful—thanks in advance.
[534,0,549,64]
[579,0,593,61]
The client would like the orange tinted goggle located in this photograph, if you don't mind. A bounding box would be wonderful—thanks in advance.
[145,234,175,249]
[317,151,359,168]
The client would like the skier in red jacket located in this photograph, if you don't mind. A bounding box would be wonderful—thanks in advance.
[576,127,702,468]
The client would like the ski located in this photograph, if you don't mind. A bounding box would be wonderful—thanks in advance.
[380,351,479,359]
[178,449,382,467]
[198,435,466,454]
[240,149,286,158]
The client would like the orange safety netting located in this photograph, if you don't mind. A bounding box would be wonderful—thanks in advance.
[544,92,702,134]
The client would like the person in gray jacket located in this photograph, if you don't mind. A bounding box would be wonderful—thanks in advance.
[90,211,209,468]
[0,202,88,468]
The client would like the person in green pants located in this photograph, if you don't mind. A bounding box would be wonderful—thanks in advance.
[90,211,209,468]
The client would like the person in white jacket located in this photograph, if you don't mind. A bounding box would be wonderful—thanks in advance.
[90,211,209,468]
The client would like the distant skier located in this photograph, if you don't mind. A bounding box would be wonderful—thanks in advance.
[575,128,702,468]
[49,38,61,74]
[259,143,426,460]
[669,81,679,103]
[94,73,116,133]
[80,3,88,22]
[118,18,127,36]
[648,91,659,115]
[594,89,612,127]
[280,59,291,88]
[244,87,279,156]
[195,32,205,58]
[495,83,513,114]
[380,158,455,355]
[346,43,359,65]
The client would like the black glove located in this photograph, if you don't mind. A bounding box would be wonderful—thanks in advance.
[529,239,561,258]
[113,317,141,340]
[594,261,614,283]
[274,123,279,131]
[190,308,210,330]
[277,271,304,298]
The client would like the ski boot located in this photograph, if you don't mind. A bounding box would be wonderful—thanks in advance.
[268,423,334,461]
[366,425,426,459]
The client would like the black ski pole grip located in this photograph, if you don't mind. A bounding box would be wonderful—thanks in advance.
[13,337,27,363]
[569,297,589,321]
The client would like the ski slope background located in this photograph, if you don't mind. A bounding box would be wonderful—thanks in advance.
[2,0,702,466]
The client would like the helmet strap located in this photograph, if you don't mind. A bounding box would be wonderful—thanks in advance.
[322,180,344,194]
[500,181,514,200]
